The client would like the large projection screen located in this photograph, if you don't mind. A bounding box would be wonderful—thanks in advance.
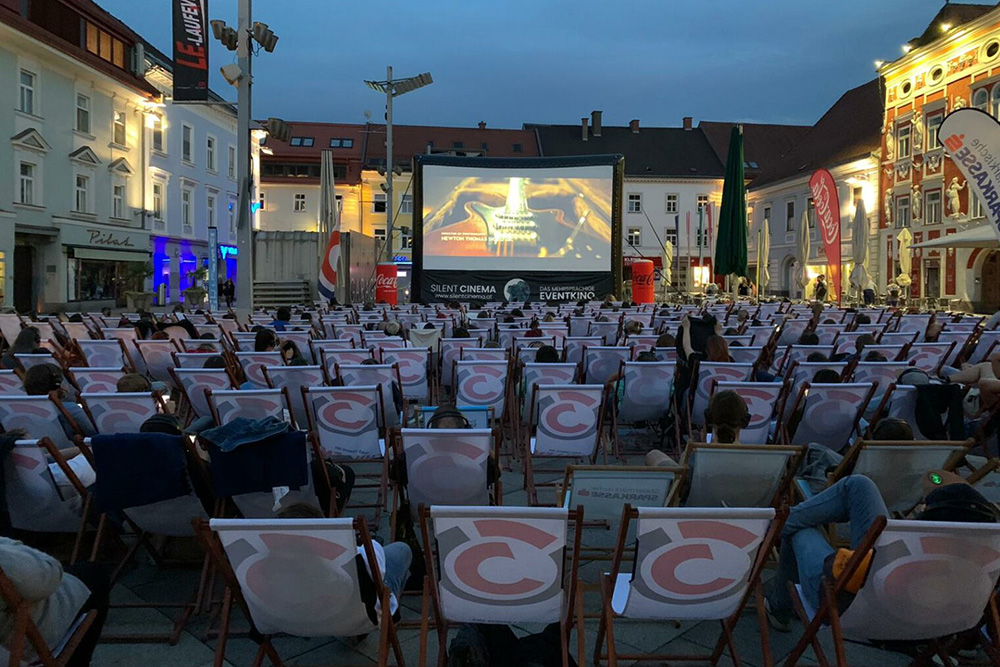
[412,154,623,303]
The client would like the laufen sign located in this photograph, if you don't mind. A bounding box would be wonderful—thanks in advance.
[808,169,842,302]
[940,108,1000,243]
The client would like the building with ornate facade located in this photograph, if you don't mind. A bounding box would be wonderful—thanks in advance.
[879,2,1000,311]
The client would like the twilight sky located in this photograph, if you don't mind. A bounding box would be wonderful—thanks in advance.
[98,0,953,129]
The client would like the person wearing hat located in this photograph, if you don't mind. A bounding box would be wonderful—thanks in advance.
[765,471,998,632]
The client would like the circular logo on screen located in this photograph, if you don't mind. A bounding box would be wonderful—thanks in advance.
[504,279,531,302]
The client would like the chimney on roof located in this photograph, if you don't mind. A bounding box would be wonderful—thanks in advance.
[629,119,640,134]
[581,117,589,141]
[683,116,693,131]
[591,110,602,137]
[478,121,486,130]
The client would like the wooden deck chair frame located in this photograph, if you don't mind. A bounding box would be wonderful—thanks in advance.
[783,381,877,450]
[87,434,213,645]
[610,360,678,458]
[676,442,804,509]
[594,504,786,667]
[75,337,134,371]
[193,516,404,667]
[0,563,98,667]
[782,515,1000,667]
[418,505,585,667]
[78,391,166,435]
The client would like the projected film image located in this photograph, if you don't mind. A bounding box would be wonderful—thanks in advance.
[420,165,614,272]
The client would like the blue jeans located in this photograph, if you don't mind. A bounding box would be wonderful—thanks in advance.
[382,542,412,602]
[770,475,888,614]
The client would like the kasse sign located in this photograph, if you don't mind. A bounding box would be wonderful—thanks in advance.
[939,108,1000,244]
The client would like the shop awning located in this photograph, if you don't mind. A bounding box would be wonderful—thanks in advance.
[912,225,999,249]
[72,247,150,262]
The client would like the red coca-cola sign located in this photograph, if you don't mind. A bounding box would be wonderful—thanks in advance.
[375,263,398,305]
[808,169,842,302]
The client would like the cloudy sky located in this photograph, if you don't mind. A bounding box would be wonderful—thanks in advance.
[98,0,953,129]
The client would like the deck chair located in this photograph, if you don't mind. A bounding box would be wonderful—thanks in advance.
[589,320,621,344]
[459,347,508,362]
[440,339,484,391]
[3,437,93,563]
[75,338,130,369]
[612,361,676,452]
[234,351,284,389]
[337,363,403,428]
[568,316,593,337]
[381,347,431,403]
[813,324,848,345]
[171,351,222,368]
[831,439,969,514]
[79,392,160,434]
[0,562,99,667]
[908,341,956,376]
[88,433,210,644]
[564,336,602,364]
[133,339,180,389]
[521,362,579,424]
[682,443,803,507]
[625,334,660,356]
[0,313,24,347]
[418,505,583,667]
[181,338,225,353]
[198,517,404,667]
[309,338,355,362]
[582,346,631,385]
[712,381,785,445]
[558,464,680,534]
[281,331,314,362]
[333,323,365,345]
[0,369,25,395]
[784,516,1000,667]
[454,360,508,421]
[0,395,86,449]
[595,506,780,667]
[746,324,776,347]
[689,362,754,430]
[304,386,388,520]
[208,388,288,426]
[524,384,606,505]
[264,365,325,431]
[937,330,973,368]
[320,347,374,382]
[782,360,850,420]
[171,368,233,425]
[880,330,919,346]
[728,345,765,366]
[858,342,908,361]
[970,330,1000,364]
[774,345,836,375]
[400,428,495,524]
[896,312,933,336]
[68,367,124,394]
[787,382,877,452]
[850,361,913,389]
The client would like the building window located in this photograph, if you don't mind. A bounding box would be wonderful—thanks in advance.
[974,88,990,112]
[373,193,387,213]
[228,200,237,234]
[481,142,489,151]
[763,204,771,223]
[228,145,236,178]
[112,183,125,218]
[626,228,642,246]
[206,136,217,172]
[74,174,90,213]
[329,138,354,148]
[896,195,910,229]
[512,143,523,153]
[897,123,911,159]
[664,228,678,246]
[148,118,163,154]
[294,193,306,212]
[18,163,35,206]
[76,94,90,133]
[852,186,863,207]
[807,197,816,229]
[181,188,193,232]
[991,87,1000,119]
[374,228,387,243]
[665,193,678,214]
[152,182,164,220]
[746,207,753,228]
[19,70,36,115]
[113,110,126,146]
[182,125,193,162]
[207,194,216,228]
[258,192,265,211]
[627,193,642,213]
[785,200,795,232]
[972,191,984,219]
[925,189,942,225]
[84,22,127,69]
[289,137,314,147]
[926,112,943,150]
[400,194,413,215]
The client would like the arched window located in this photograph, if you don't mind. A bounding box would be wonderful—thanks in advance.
[973,87,989,111]
[991,86,1000,118]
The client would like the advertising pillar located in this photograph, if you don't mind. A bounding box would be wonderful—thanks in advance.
[376,263,398,305]
[632,259,655,304]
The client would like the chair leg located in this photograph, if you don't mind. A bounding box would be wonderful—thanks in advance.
[755,581,774,667]
[419,577,429,667]
[575,586,585,667]
[213,588,232,667]
[720,619,741,667]
[71,493,93,565]
[824,582,847,667]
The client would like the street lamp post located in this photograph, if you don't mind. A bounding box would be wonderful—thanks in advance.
[364,68,432,259]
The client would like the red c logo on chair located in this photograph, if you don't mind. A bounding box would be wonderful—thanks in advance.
[319,392,375,434]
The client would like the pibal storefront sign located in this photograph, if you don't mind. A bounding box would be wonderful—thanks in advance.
[62,224,150,251]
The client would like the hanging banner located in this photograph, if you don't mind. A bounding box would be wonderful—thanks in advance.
[809,169,842,302]
[172,0,209,102]
[940,108,1000,243]
[208,226,218,312]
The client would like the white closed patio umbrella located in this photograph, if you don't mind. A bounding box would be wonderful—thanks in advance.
[795,209,811,299]
[758,217,771,295]
[849,199,870,300]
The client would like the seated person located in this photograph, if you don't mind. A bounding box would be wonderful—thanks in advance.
[203,355,228,369]
[797,331,820,346]
[116,373,151,393]
[1,327,45,371]
[646,390,749,468]
[863,350,888,362]
[765,471,997,632]
[948,351,1000,417]
[23,364,96,439]
[704,335,732,363]
[785,368,843,438]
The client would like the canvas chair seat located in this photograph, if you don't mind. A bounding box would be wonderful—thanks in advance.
[684,444,802,508]
[402,428,492,519]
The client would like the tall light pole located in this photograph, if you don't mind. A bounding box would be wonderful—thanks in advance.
[364,68,432,257]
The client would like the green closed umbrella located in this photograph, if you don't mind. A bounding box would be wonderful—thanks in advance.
[715,125,749,280]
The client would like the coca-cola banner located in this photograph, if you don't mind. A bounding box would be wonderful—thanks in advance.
[420,271,613,304]
[940,108,1000,244]
[808,169,842,302]
[172,0,209,102]
[375,263,398,305]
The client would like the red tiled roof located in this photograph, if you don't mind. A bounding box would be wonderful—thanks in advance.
[362,123,539,169]
[699,121,812,181]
